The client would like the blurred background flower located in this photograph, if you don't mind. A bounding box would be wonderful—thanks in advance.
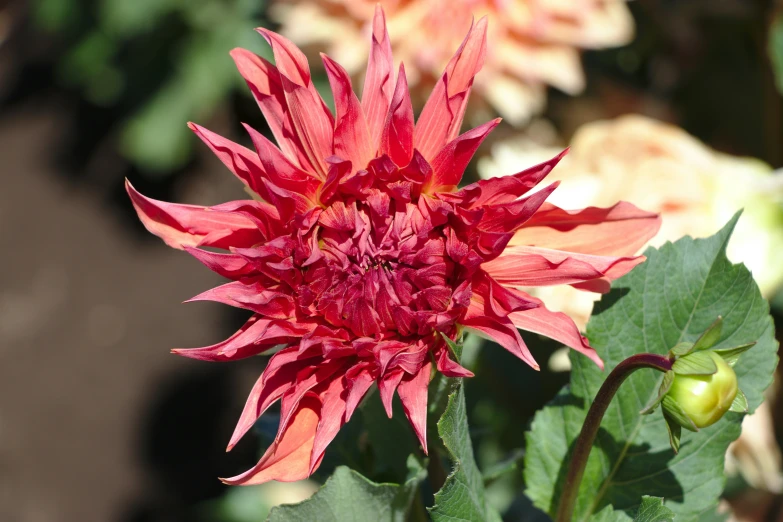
[271,0,634,124]
[479,114,783,330]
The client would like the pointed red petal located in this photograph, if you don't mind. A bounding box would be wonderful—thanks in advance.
[512,202,662,256]
[380,63,414,167]
[378,369,405,418]
[242,123,320,204]
[477,182,559,234]
[226,348,307,449]
[188,123,265,194]
[280,75,334,179]
[459,150,568,207]
[229,48,312,170]
[426,118,500,193]
[435,346,474,378]
[257,28,334,179]
[126,181,263,250]
[322,54,373,169]
[172,316,273,362]
[255,28,311,86]
[470,271,539,318]
[361,4,394,151]
[222,393,321,485]
[397,361,431,454]
[183,247,254,279]
[414,17,487,161]
[462,315,539,370]
[226,347,326,450]
[344,364,375,422]
[187,281,296,318]
[309,375,350,472]
[172,318,315,363]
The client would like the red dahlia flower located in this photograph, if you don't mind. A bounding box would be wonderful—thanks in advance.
[127,7,660,485]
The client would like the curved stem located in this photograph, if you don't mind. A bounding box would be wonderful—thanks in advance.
[555,353,673,522]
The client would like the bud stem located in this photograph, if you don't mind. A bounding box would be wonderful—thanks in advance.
[555,353,673,522]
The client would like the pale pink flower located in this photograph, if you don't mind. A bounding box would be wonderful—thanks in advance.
[273,0,634,123]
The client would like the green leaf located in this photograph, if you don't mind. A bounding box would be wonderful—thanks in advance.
[671,351,717,376]
[633,496,675,522]
[691,317,723,352]
[729,389,748,413]
[640,371,674,415]
[429,379,502,522]
[440,332,463,360]
[267,462,425,522]
[524,214,778,521]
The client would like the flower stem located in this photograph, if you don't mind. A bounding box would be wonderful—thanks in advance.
[555,353,673,522]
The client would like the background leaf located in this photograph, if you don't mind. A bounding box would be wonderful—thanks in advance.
[429,379,502,522]
[267,461,425,522]
[633,496,675,522]
[524,215,778,521]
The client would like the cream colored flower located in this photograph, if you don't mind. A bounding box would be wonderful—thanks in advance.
[479,115,783,330]
[271,0,634,124]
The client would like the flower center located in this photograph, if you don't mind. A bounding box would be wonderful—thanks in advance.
[294,197,464,339]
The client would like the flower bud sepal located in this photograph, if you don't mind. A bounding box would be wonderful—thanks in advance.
[639,316,755,453]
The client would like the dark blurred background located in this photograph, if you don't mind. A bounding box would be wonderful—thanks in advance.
[2,0,783,521]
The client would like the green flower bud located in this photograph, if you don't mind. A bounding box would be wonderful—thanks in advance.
[667,351,738,428]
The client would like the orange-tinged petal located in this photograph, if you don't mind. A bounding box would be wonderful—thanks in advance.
[512,201,662,256]
[462,314,539,370]
[482,245,645,287]
[509,295,604,369]
[221,394,321,485]
[227,346,320,450]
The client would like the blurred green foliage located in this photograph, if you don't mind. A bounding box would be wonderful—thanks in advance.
[33,0,272,173]
[770,9,783,96]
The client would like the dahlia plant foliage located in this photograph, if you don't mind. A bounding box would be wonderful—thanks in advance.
[128,6,777,521]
